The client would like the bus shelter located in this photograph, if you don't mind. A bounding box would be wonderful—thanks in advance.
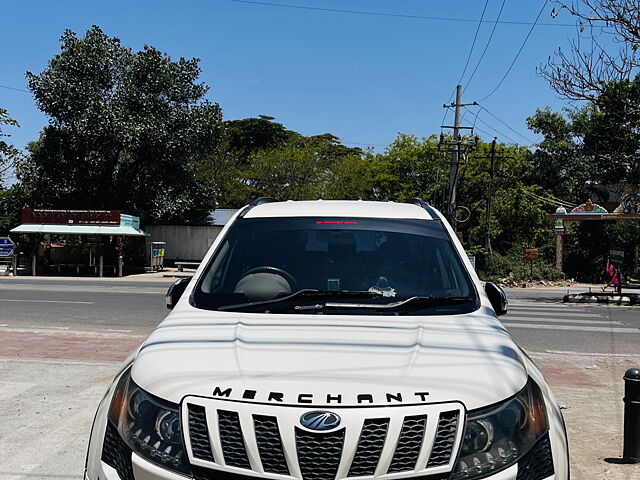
[10,209,148,277]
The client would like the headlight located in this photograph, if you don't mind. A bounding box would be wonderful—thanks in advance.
[451,378,549,479]
[108,368,191,476]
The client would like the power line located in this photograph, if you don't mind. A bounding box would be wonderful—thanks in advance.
[522,189,576,207]
[446,0,490,105]
[463,107,519,144]
[342,140,387,147]
[0,85,30,93]
[478,1,549,102]
[226,0,574,26]
[456,0,490,87]
[479,105,538,144]
[463,0,507,93]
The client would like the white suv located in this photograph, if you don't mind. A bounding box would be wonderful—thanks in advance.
[86,199,569,480]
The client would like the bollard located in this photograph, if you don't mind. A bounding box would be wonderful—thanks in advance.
[623,368,640,463]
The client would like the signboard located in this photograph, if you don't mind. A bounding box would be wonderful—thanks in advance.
[467,255,476,270]
[524,248,540,261]
[0,237,14,257]
[21,209,120,225]
[120,214,140,230]
[609,247,625,265]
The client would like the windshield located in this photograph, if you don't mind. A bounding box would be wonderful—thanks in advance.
[193,217,478,315]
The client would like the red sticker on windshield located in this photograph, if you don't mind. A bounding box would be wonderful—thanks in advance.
[315,220,358,225]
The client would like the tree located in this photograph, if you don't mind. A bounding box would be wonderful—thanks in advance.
[368,134,446,203]
[223,116,292,165]
[541,0,640,101]
[526,106,591,201]
[0,108,20,188]
[17,26,223,223]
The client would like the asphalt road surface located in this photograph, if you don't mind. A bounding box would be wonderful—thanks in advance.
[1,277,639,480]
[0,278,638,355]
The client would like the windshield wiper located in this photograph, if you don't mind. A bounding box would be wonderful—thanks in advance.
[218,289,383,312]
[295,296,474,313]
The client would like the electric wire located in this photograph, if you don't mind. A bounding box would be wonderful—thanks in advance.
[479,105,538,144]
[478,1,549,102]
[522,189,576,207]
[463,106,518,144]
[446,0,490,105]
[226,0,574,26]
[0,85,30,93]
[456,0,490,87]
[463,0,507,93]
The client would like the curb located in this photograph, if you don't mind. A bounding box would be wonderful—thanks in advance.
[563,293,637,305]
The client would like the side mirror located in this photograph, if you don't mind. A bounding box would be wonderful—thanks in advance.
[166,277,191,309]
[485,281,508,316]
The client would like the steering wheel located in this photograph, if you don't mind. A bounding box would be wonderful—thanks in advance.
[240,266,298,291]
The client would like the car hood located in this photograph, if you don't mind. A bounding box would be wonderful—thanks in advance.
[131,305,528,411]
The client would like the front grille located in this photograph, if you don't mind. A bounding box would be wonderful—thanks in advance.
[218,410,252,469]
[296,427,345,480]
[348,418,389,476]
[254,415,290,475]
[184,399,463,480]
[388,415,428,473]
[427,410,459,467]
[188,404,215,462]
[101,421,134,480]
[516,434,555,480]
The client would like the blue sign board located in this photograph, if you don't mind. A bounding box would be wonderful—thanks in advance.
[0,237,14,257]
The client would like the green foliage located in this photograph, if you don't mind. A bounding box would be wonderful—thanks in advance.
[367,134,446,202]
[0,188,20,235]
[479,250,562,283]
[223,116,292,165]
[0,108,20,188]
[17,26,223,223]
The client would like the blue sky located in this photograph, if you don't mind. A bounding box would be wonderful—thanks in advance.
[1,1,579,153]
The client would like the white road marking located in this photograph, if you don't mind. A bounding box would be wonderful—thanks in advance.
[503,322,640,334]
[506,311,601,318]
[104,328,132,333]
[539,349,640,357]
[0,298,94,304]
[502,316,615,326]
[0,325,145,339]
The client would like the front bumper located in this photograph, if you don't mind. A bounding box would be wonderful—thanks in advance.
[90,453,557,480]
[90,423,558,480]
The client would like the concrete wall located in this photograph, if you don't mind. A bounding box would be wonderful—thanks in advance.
[145,225,223,262]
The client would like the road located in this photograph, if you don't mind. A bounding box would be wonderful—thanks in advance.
[1,277,639,480]
[0,278,638,355]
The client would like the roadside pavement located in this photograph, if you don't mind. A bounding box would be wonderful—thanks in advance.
[531,351,640,480]
[1,327,640,479]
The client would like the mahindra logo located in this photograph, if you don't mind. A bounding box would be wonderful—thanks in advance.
[300,411,341,431]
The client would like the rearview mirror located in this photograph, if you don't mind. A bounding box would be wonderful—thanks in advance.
[485,281,508,316]
[166,277,191,309]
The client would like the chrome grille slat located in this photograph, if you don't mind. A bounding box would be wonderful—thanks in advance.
[218,410,252,469]
[426,410,459,468]
[387,414,428,473]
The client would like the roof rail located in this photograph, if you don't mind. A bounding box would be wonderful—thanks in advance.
[406,198,439,219]
[238,197,278,218]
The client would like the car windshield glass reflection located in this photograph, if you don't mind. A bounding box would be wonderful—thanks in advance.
[194,217,477,315]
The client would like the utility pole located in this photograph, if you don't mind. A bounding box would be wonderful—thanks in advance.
[485,138,497,255]
[440,85,477,232]
[449,85,463,231]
